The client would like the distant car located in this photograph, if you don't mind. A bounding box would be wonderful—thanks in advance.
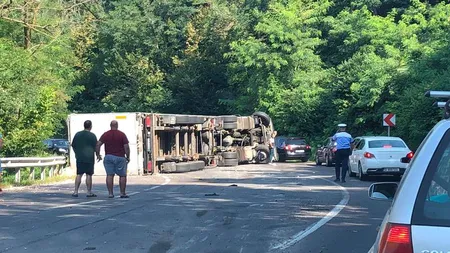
[315,137,337,167]
[44,139,69,155]
[367,105,450,253]
[276,137,311,162]
[349,136,412,181]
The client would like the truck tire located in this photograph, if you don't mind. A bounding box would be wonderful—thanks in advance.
[176,115,190,124]
[222,151,238,159]
[189,161,205,171]
[252,112,271,127]
[221,115,237,123]
[175,163,190,173]
[189,116,204,124]
[223,122,238,129]
[223,158,238,167]
[255,145,270,164]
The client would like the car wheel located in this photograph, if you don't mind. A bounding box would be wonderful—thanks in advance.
[358,163,368,181]
[326,155,332,167]
[301,158,308,163]
[279,155,286,162]
[315,155,322,166]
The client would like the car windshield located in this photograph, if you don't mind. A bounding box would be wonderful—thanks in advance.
[286,139,306,145]
[54,140,69,146]
[368,140,406,148]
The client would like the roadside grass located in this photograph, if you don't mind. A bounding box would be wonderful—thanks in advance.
[1,167,74,188]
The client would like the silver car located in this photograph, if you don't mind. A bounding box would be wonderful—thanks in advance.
[368,91,450,253]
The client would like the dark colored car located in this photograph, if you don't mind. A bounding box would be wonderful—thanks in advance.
[276,137,312,162]
[44,139,69,155]
[315,137,337,167]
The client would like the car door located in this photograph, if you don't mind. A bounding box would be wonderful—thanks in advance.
[350,138,362,172]
[410,131,450,253]
[353,139,366,172]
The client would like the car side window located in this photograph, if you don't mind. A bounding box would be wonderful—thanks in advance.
[413,129,450,226]
[355,139,365,150]
[353,139,361,150]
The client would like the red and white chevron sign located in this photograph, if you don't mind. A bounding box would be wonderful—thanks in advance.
[383,113,396,127]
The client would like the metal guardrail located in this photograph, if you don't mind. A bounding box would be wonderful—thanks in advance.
[1,156,67,183]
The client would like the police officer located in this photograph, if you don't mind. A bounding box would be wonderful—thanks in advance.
[332,123,353,183]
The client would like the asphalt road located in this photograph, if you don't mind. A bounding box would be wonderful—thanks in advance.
[0,162,393,253]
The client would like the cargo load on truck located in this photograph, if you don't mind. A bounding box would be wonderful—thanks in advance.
[67,112,275,176]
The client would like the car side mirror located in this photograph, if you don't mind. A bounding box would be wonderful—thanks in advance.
[401,157,411,163]
[368,182,398,201]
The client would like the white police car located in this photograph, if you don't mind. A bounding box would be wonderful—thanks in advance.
[368,91,450,253]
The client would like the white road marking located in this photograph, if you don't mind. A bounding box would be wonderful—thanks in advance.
[144,176,170,191]
[270,178,350,251]
[240,246,244,253]
[45,200,105,210]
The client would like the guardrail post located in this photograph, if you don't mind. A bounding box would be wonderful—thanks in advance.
[29,167,35,181]
[15,168,21,183]
[41,167,46,180]
[50,166,54,178]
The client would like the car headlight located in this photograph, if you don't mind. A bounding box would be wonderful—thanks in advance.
[59,148,67,153]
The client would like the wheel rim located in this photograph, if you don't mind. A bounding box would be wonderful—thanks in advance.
[258,151,267,162]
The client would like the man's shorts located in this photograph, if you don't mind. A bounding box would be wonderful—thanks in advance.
[76,161,94,176]
[104,155,127,177]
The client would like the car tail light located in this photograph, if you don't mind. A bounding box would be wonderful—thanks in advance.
[285,145,292,151]
[364,152,375,158]
[406,151,414,159]
[378,223,413,253]
[306,145,311,149]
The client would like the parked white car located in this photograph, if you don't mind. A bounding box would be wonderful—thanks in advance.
[349,136,413,180]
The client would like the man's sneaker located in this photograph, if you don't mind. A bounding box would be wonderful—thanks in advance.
[334,179,340,182]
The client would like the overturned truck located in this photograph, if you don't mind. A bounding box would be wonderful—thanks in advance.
[67,112,275,175]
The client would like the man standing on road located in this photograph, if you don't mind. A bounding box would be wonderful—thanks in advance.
[71,120,99,197]
[96,120,130,199]
[332,123,354,183]
[269,131,277,164]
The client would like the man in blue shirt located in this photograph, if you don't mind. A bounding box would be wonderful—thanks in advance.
[332,124,353,183]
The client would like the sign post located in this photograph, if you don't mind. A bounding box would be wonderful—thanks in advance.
[383,113,396,136]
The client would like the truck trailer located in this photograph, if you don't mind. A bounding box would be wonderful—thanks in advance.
[67,112,275,176]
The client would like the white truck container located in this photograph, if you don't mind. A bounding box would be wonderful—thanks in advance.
[67,113,145,176]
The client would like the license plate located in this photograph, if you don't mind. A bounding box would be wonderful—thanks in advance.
[296,150,305,153]
[384,168,400,172]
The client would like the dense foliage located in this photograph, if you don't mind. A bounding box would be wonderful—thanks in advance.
[1,0,449,155]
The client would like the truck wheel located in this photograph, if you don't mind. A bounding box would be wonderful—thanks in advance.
[252,112,271,127]
[175,163,190,173]
[189,161,205,171]
[222,151,238,159]
[189,116,205,124]
[221,115,237,123]
[176,115,190,124]
[223,158,238,167]
[223,122,238,129]
[255,145,270,164]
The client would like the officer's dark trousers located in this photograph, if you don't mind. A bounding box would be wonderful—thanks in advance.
[335,148,351,180]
